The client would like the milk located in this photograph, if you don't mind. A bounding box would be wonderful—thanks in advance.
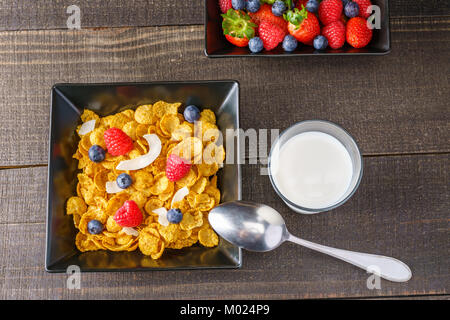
[271,131,353,209]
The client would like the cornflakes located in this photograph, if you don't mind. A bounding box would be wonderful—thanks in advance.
[198,228,219,247]
[66,196,87,215]
[68,101,225,259]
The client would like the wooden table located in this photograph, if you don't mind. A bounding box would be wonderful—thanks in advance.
[0,1,448,300]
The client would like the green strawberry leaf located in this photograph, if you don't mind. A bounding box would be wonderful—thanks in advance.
[283,7,308,29]
[222,9,256,39]
[284,0,294,10]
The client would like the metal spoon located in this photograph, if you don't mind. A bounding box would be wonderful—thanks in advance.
[209,201,412,282]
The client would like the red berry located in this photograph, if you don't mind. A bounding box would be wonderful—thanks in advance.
[353,0,372,19]
[286,8,320,45]
[322,20,346,49]
[103,128,133,156]
[221,9,257,47]
[218,0,232,14]
[340,13,348,25]
[248,4,288,34]
[258,20,285,51]
[165,154,192,182]
[225,34,250,47]
[319,0,343,26]
[346,17,373,48]
[295,0,309,10]
[113,200,143,228]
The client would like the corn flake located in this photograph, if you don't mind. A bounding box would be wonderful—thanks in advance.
[68,102,225,259]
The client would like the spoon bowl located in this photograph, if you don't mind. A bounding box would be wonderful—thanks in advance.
[209,201,412,282]
[209,201,288,252]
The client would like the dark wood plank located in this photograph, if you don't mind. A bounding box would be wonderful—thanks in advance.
[0,17,449,167]
[0,154,448,299]
[0,0,203,31]
[0,166,47,224]
[0,1,448,31]
[365,294,450,300]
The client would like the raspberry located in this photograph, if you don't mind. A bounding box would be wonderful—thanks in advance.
[319,0,343,26]
[258,20,285,51]
[322,20,346,49]
[113,200,143,228]
[165,154,191,182]
[353,0,372,19]
[103,127,133,156]
[218,0,232,13]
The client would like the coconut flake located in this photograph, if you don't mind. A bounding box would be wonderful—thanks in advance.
[171,187,189,208]
[122,227,139,237]
[116,134,162,171]
[78,119,96,135]
[153,207,169,227]
[106,181,123,194]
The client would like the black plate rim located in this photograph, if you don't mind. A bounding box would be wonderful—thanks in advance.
[204,0,391,57]
[45,80,243,272]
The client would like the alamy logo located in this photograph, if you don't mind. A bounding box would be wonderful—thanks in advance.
[66,5,81,30]
[367,5,381,30]
[66,265,81,289]
[366,265,381,290]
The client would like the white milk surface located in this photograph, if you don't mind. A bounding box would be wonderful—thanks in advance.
[272,131,353,209]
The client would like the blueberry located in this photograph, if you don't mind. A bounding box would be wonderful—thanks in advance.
[88,145,105,163]
[271,1,286,16]
[232,0,246,10]
[305,0,319,13]
[246,0,261,13]
[344,1,359,18]
[167,209,183,224]
[249,37,264,53]
[116,173,132,189]
[87,219,104,235]
[313,35,328,50]
[183,105,201,123]
[282,35,298,52]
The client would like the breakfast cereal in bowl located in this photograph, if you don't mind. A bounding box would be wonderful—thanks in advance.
[66,101,225,259]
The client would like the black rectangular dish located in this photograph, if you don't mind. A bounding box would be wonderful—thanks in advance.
[46,80,242,272]
[205,0,390,57]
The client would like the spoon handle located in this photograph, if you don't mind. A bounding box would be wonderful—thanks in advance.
[287,234,412,282]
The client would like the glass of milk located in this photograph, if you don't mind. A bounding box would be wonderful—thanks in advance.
[268,120,363,214]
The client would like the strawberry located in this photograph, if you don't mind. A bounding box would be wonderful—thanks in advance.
[346,17,372,48]
[318,0,343,26]
[103,127,133,156]
[113,200,143,228]
[258,20,286,50]
[218,0,233,14]
[285,7,320,45]
[353,0,372,19]
[166,154,192,182]
[221,9,257,47]
[248,4,288,34]
[225,34,250,47]
[322,20,346,49]
[295,0,308,10]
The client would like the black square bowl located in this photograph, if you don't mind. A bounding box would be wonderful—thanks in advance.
[205,0,390,56]
[46,80,242,272]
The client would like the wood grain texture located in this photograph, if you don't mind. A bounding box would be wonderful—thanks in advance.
[366,294,450,300]
[0,17,449,166]
[0,0,448,31]
[0,154,448,299]
[0,166,47,224]
[0,0,203,31]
